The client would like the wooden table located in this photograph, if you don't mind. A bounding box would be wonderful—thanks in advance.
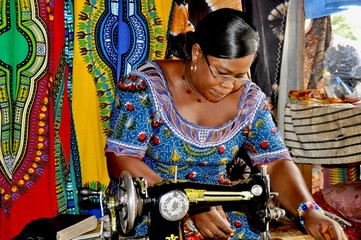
[270,217,314,239]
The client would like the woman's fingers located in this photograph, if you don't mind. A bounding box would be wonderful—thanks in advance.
[215,205,228,219]
[319,222,348,240]
[211,206,234,234]
[198,224,232,240]
[191,207,234,239]
[306,217,348,240]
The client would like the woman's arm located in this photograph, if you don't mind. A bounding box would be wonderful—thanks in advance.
[262,159,348,240]
[263,159,312,215]
[105,151,163,187]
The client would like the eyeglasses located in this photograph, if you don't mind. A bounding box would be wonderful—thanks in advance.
[203,54,250,85]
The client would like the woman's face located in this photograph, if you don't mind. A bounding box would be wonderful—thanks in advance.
[192,45,256,102]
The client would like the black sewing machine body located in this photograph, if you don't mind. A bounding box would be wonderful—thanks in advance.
[106,166,285,240]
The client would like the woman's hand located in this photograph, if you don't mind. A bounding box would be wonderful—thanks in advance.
[303,209,348,240]
[190,206,234,239]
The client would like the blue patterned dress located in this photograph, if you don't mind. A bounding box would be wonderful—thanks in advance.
[105,61,292,239]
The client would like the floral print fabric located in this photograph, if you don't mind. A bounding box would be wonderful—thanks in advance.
[105,61,291,239]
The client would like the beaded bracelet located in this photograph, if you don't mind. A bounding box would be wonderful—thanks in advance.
[297,202,325,227]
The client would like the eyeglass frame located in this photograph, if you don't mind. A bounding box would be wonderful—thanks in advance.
[203,53,251,85]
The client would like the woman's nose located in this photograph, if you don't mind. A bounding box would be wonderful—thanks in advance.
[221,78,236,88]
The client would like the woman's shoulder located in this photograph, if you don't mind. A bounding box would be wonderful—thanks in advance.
[153,59,183,67]
[122,60,165,86]
[243,82,266,104]
[133,60,161,74]
[119,60,174,104]
[135,59,182,71]
[129,60,181,83]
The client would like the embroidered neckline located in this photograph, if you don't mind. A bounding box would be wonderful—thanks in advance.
[135,61,265,147]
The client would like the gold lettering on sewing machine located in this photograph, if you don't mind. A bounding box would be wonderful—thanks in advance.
[165,234,179,240]
[184,188,254,202]
[184,189,205,202]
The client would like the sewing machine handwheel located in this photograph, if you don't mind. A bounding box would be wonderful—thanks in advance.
[118,171,138,234]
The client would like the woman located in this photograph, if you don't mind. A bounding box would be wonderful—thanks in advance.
[105,8,347,240]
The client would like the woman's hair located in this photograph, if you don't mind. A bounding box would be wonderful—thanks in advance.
[166,8,259,60]
[190,8,259,59]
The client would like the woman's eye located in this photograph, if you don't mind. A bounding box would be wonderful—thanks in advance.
[217,71,226,75]
[219,74,233,80]
[235,74,248,78]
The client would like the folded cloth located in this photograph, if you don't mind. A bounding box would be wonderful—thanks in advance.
[12,214,97,240]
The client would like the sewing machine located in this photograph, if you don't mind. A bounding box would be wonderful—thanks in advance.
[106,166,285,240]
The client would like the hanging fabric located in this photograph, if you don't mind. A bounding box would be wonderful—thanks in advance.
[72,0,172,217]
[0,1,67,239]
[304,0,361,19]
[304,17,332,89]
[243,0,288,117]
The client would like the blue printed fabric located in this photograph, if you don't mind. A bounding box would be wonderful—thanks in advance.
[304,0,361,19]
[106,61,292,239]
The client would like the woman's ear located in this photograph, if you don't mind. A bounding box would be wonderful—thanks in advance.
[191,43,202,62]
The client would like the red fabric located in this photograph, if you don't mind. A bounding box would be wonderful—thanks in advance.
[0,78,58,239]
[321,181,361,222]
[313,190,361,240]
[0,1,65,239]
[1,166,58,239]
[0,79,57,239]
